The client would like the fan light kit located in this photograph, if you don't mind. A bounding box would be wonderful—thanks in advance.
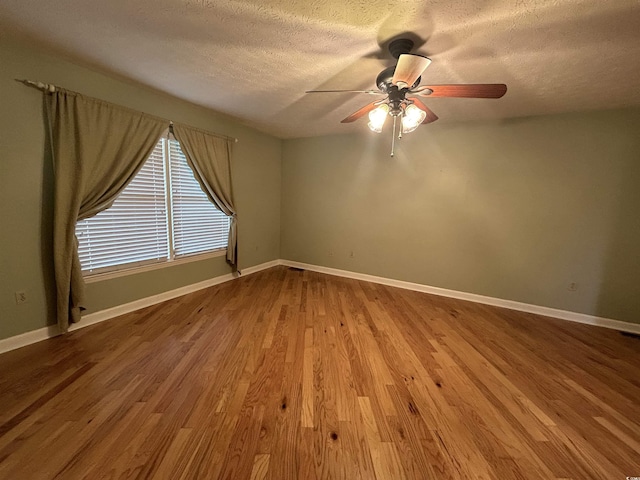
[306,38,507,156]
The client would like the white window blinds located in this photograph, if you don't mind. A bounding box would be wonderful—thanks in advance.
[168,139,230,258]
[76,135,229,276]
[76,141,169,274]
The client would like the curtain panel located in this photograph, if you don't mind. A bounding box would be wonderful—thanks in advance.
[172,124,238,265]
[45,89,167,331]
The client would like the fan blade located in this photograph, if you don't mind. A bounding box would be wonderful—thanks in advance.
[392,54,432,88]
[410,98,439,124]
[413,84,507,98]
[306,89,383,95]
[341,101,384,123]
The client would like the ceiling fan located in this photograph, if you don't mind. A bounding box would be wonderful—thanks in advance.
[306,38,507,156]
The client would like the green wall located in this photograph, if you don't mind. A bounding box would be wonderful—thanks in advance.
[0,34,281,339]
[2,32,639,342]
[281,110,640,324]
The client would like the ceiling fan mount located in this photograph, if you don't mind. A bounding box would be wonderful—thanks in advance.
[388,38,415,59]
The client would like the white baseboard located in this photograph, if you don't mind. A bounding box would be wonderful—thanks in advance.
[0,325,61,355]
[2,257,638,355]
[0,259,280,354]
[239,259,281,276]
[280,260,640,335]
[75,273,235,329]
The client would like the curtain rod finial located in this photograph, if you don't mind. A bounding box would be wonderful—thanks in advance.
[16,79,56,92]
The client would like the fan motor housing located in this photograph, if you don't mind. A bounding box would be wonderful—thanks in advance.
[376,66,421,92]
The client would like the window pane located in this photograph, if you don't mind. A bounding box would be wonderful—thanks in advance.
[169,139,230,257]
[76,140,170,274]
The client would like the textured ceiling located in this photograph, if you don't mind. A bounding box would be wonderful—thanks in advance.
[1,0,640,138]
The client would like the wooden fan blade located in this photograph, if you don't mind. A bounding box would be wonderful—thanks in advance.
[306,89,383,95]
[410,98,439,124]
[341,101,383,123]
[414,84,507,98]
[392,54,431,88]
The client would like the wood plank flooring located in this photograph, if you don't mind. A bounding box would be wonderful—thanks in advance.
[0,266,638,479]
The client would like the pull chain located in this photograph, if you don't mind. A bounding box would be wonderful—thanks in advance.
[391,116,397,157]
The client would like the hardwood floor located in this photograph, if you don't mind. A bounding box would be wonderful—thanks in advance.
[0,266,638,479]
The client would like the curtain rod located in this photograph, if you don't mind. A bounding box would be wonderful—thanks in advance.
[168,121,238,143]
[16,79,239,143]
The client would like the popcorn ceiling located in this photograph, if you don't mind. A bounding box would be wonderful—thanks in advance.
[1,0,639,138]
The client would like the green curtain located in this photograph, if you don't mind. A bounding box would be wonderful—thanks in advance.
[172,124,238,266]
[45,88,168,331]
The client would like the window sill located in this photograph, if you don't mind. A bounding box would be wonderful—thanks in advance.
[84,249,227,284]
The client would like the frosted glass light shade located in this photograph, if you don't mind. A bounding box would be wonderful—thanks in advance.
[368,104,389,133]
[402,104,426,133]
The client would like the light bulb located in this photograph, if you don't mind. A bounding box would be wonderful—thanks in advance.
[402,104,426,133]
[368,104,389,133]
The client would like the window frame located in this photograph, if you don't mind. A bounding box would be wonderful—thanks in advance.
[79,130,229,283]
[83,248,227,283]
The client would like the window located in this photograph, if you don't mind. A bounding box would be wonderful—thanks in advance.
[76,134,230,276]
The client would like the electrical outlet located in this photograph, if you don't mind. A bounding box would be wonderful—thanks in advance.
[568,282,578,292]
[15,291,28,305]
